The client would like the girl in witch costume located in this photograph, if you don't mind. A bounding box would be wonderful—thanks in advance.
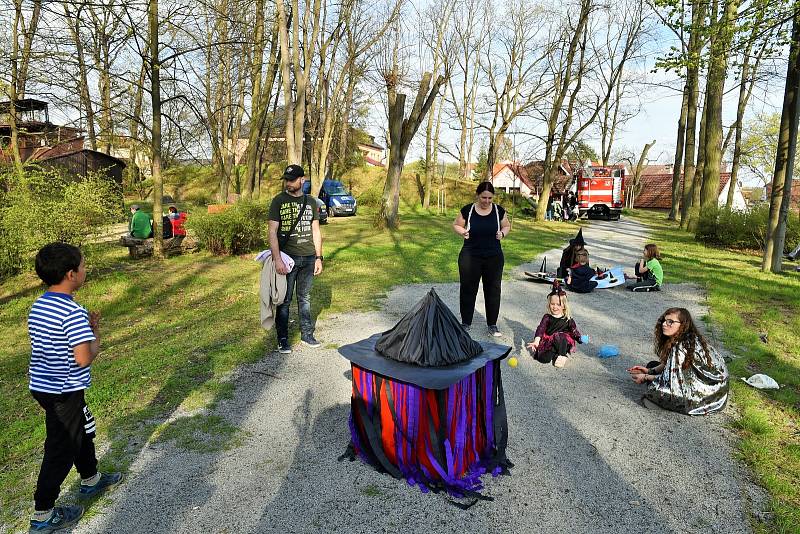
[527,282,584,368]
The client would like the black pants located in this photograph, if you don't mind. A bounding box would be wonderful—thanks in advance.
[534,336,570,364]
[31,389,98,511]
[627,262,659,291]
[458,250,504,326]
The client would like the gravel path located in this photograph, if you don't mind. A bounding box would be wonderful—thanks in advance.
[73,217,766,534]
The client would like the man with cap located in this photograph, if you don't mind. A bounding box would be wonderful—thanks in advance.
[129,204,152,239]
[268,164,324,353]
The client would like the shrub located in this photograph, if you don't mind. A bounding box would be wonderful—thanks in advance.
[695,205,799,252]
[357,186,384,209]
[185,201,270,255]
[0,168,122,278]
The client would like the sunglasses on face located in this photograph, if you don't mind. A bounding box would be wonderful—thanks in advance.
[661,319,681,327]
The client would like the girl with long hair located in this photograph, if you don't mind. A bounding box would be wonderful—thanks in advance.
[626,243,663,292]
[628,307,729,415]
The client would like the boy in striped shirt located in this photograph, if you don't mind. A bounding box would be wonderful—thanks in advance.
[27,243,122,533]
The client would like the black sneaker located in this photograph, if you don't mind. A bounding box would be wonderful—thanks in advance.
[278,338,292,354]
[488,325,502,337]
[300,335,321,348]
[79,472,123,498]
[461,323,471,332]
[29,505,84,532]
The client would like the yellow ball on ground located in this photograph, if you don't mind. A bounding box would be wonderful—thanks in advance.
[508,357,518,368]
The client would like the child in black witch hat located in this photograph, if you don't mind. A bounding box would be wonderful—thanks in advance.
[527,281,584,368]
[557,228,587,279]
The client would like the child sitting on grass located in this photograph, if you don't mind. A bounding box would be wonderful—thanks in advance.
[527,283,584,368]
[27,243,122,533]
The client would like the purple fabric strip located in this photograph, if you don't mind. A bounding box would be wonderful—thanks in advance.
[455,377,468,475]
[469,371,479,462]
[485,361,495,449]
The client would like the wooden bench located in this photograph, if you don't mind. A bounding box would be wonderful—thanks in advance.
[118,235,195,259]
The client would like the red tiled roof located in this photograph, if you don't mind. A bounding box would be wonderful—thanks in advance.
[634,172,731,209]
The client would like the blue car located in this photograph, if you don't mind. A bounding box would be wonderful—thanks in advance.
[303,179,357,217]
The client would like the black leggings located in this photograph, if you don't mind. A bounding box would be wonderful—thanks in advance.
[627,262,659,291]
[534,336,571,364]
[458,250,504,326]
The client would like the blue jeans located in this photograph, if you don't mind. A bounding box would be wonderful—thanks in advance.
[276,254,316,341]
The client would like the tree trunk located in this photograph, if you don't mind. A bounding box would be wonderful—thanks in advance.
[700,0,739,211]
[680,1,706,228]
[762,7,800,272]
[64,3,97,151]
[669,83,689,220]
[686,99,709,232]
[424,97,436,208]
[149,0,163,257]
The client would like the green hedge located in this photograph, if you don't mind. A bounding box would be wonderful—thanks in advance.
[185,201,270,255]
[0,167,122,278]
[695,205,800,252]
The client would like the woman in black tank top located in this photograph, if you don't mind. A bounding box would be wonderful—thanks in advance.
[452,182,511,338]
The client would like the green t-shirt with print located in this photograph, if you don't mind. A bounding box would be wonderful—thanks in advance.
[646,258,663,285]
[268,192,319,256]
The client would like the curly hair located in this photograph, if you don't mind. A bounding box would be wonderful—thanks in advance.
[653,307,710,369]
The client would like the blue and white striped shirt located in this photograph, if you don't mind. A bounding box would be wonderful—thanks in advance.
[28,292,96,393]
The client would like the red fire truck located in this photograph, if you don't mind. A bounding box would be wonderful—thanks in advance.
[574,165,626,220]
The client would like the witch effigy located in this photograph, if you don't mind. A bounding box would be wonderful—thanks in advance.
[339,288,512,500]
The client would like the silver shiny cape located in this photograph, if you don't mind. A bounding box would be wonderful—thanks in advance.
[645,342,729,416]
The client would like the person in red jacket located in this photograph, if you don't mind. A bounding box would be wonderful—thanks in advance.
[167,206,187,237]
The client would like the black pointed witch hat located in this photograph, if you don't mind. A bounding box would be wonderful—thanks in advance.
[569,228,585,246]
[375,288,483,367]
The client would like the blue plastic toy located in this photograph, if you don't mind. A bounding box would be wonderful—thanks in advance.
[580,334,590,344]
[597,344,619,358]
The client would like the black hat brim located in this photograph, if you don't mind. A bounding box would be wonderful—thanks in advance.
[339,333,511,390]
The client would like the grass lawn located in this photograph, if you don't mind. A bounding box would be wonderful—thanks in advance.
[629,209,800,533]
[0,206,575,530]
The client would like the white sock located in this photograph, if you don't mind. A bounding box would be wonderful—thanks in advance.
[81,472,101,486]
[32,509,53,522]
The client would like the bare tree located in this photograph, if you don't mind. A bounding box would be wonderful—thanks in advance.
[481,0,548,181]
[444,0,488,180]
[534,0,643,220]
[597,0,648,165]
[243,7,280,198]
[276,0,323,166]
[5,0,42,177]
[422,0,455,208]
[622,139,656,208]
[379,24,446,228]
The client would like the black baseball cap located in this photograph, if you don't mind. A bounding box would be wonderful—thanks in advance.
[282,164,305,180]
